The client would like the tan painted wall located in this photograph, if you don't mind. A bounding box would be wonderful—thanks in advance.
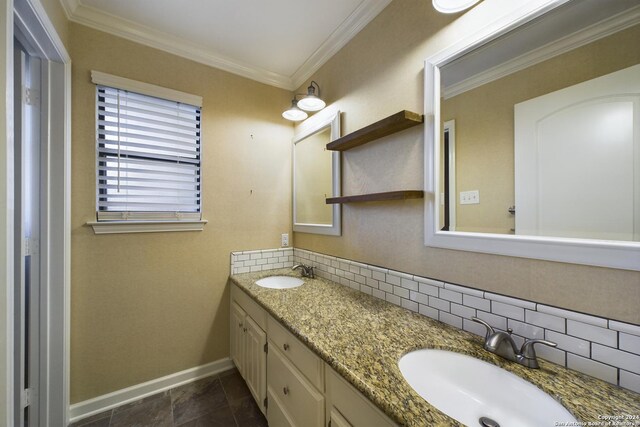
[39,0,69,49]
[442,25,640,234]
[293,0,640,324]
[69,22,293,403]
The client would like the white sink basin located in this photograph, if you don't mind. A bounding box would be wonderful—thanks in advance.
[255,276,304,289]
[398,349,577,427]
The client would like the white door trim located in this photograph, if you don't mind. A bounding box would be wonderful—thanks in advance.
[3,0,71,425]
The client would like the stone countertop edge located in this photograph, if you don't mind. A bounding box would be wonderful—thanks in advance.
[229,269,640,426]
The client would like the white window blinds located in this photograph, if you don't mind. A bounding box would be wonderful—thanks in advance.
[96,85,202,221]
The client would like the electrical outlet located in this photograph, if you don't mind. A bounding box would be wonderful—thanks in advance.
[281,233,289,247]
[460,190,480,205]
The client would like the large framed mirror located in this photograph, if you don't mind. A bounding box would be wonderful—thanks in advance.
[293,109,341,235]
[425,0,640,270]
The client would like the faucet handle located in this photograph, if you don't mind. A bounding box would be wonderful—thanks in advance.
[520,339,557,360]
[471,317,495,340]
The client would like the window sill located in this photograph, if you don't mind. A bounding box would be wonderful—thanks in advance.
[86,220,208,235]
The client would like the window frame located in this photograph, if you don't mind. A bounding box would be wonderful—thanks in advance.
[87,71,207,234]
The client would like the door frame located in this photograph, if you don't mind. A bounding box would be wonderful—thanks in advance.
[1,0,71,425]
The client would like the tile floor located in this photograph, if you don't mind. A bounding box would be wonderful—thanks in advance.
[69,368,267,427]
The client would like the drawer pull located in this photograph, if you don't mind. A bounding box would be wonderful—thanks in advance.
[283,386,289,395]
[283,343,290,351]
[238,322,243,327]
[243,327,247,332]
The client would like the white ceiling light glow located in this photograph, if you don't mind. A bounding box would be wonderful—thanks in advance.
[282,99,309,122]
[297,81,326,112]
[432,0,481,14]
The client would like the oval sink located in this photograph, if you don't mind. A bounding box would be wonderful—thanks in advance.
[399,349,577,427]
[255,276,304,289]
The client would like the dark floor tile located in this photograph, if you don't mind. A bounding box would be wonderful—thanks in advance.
[218,368,239,378]
[68,410,112,427]
[114,391,170,414]
[230,396,267,427]
[219,371,251,402]
[171,376,229,425]
[175,404,236,427]
[110,394,173,427]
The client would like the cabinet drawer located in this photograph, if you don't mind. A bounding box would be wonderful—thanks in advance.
[268,344,324,427]
[326,367,396,427]
[231,283,267,330]
[268,316,324,389]
[267,387,295,427]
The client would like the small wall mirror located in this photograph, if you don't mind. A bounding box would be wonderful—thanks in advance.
[425,0,640,270]
[293,109,341,235]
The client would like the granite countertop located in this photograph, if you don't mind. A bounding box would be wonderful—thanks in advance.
[229,269,640,426]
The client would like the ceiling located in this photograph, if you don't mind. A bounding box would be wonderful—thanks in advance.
[59,0,392,90]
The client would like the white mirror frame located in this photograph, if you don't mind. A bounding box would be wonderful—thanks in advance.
[292,108,341,236]
[424,0,640,271]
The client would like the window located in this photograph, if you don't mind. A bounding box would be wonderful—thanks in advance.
[93,72,203,227]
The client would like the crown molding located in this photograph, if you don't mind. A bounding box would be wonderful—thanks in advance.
[290,0,392,90]
[62,0,391,90]
[444,4,640,99]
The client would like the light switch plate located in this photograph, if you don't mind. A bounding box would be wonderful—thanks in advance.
[460,190,480,205]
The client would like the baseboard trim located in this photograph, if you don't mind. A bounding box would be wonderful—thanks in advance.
[69,357,235,423]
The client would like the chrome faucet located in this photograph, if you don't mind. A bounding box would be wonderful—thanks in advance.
[292,264,315,279]
[472,317,557,369]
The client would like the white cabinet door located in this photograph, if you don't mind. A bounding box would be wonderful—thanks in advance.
[245,315,267,415]
[230,301,246,375]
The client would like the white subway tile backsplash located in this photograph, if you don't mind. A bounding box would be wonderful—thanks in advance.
[372,271,386,281]
[394,286,410,299]
[620,370,640,394]
[476,311,507,330]
[537,344,566,366]
[485,292,536,310]
[525,310,565,332]
[410,291,430,305]
[386,294,401,306]
[620,333,640,355]
[592,344,640,375]
[439,288,463,304]
[546,330,590,358]
[463,294,491,311]
[444,282,484,298]
[428,296,450,312]
[440,312,463,329]
[402,298,419,313]
[401,278,418,291]
[567,320,617,347]
[507,319,544,340]
[609,320,640,337]
[492,301,525,321]
[418,283,439,297]
[419,304,439,320]
[386,274,401,286]
[414,277,444,288]
[233,248,640,395]
[567,354,617,385]
[451,303,475,320]
[463,319,486,337]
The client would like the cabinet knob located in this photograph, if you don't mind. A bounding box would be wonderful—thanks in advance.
[238,322,243,327]
[243,327,247,332]
[283,386,289,395]
[283,343,290,351]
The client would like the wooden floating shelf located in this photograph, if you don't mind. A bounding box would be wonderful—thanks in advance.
[326,110,423,151]
[326,190,424,204]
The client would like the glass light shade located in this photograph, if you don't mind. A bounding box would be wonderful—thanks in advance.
[432,0,481,13]
[282,100,308,121]
[298,95,326,112]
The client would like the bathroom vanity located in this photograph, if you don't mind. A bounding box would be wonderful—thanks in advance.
[229,270,640,426]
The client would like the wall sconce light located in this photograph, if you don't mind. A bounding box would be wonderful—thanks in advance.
[282,81,326,121]
[282,99,308,121]
[432,0,481,13]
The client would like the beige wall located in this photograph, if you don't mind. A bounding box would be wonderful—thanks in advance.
[69,22,293,403]
[293,0,640,324]
[442,24,640,234]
